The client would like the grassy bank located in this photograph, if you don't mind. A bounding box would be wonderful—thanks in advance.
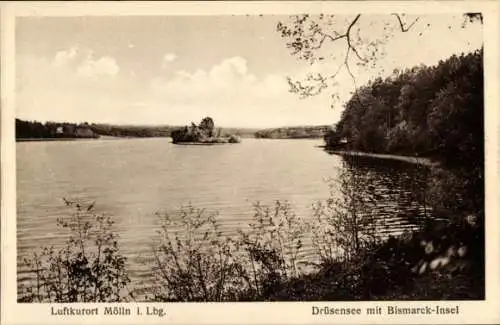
[327,150,438,167]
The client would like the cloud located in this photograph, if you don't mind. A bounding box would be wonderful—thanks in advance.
[163,53,177,62]
[17,49,129,124]
[76,54,120,78]
[152,56,339,104]
[152,56,262,101]
[50,47,120,78]
[162,53,178,68]
[17,68,144,127]
[52,47,78,67]
[149,56,338,126]
[17,52,338,128]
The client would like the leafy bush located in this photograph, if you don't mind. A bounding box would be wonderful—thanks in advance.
[152,201,309,301]
[227,134,241,143]
[18,200,130,302]
[152,205,248,301]
[236,201,309,299]
[311,164,381,264]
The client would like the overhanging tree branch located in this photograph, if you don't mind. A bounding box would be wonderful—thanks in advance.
[277,13,430,104]
[311,14,366,62]
[392,14,420,32]
[345,15,366,62]
[281,14,366,99]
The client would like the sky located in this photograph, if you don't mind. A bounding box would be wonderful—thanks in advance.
[15,14,483,128]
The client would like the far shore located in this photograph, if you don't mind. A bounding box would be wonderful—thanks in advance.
[172,141,235,146]
[16,135,168,142]
[17,138,100,142]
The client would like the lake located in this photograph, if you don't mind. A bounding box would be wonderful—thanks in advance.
[16,138,429,297]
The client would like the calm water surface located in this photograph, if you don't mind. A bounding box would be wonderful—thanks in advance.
[17,138,428,294]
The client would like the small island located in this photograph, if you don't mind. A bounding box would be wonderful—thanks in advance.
[170,117,241,145]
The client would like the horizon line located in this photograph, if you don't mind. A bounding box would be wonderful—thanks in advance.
[15,117,334,130]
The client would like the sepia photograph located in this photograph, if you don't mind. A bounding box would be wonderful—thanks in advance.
[2,1,499,324]
[14,11,486,303]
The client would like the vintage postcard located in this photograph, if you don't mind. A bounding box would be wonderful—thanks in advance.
[1,1,499,324]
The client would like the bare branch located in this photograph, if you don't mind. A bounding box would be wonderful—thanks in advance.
[392,14,420,32]
[312,32,345,50]
[345,15,367,62]
[278,13,423,106]
[285,15,366,101]
[312,14,366,63]
[312,15,366,93]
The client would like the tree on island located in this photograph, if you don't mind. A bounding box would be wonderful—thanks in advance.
[199,117,215,138]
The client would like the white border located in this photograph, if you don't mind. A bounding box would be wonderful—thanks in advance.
[1,1,499,324]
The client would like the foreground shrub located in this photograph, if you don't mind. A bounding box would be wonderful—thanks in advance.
[18,200,130,302]
[236,201,309,299]
[426,166,484,225]
[152,205,248,301]
[311,164,382,265]
[152,201,308,301]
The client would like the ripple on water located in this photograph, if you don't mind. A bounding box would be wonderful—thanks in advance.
[16,138,429,294]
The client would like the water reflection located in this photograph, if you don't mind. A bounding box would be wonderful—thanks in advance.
[336,154,432,238]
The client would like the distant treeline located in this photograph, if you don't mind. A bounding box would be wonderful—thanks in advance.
[15,119,182,140]
[255,125,332,139]
[16,119,99,139]
[89,123,178,138]
[221,128,261,138]
[17,118,331,141]
[325,48,483,170]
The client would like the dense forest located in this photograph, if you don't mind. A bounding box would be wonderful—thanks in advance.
[325,49,484,218]
[255,125,331,139]
[325,49,483,169]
